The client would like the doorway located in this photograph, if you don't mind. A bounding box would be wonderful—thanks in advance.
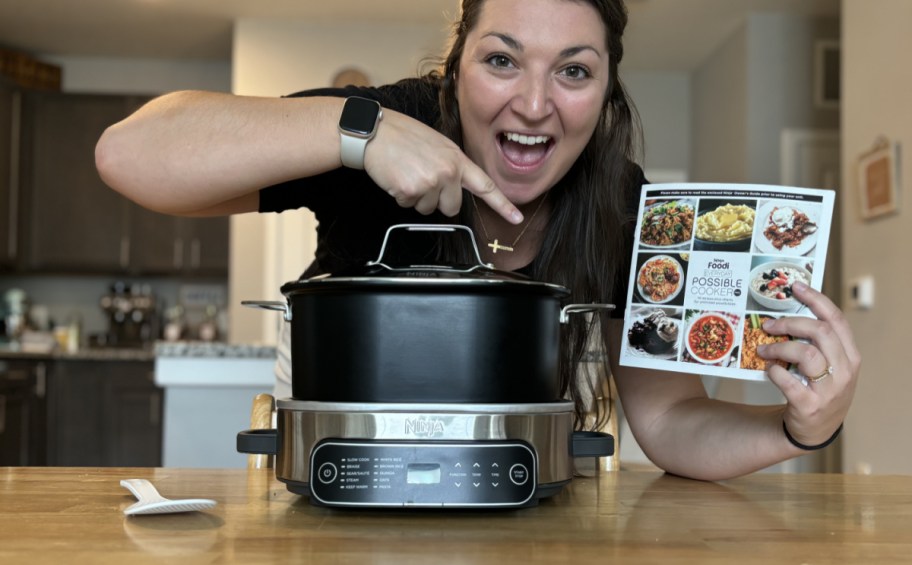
[781,128,842,307]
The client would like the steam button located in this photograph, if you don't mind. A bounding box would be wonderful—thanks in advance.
[509,464,529,486]
[317,462,338,484]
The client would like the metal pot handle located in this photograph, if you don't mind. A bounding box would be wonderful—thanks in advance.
[367,224,492,271]
[560,303,615,324]
[241,300,292,322]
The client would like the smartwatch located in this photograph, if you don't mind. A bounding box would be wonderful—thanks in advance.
[338,96,383,169]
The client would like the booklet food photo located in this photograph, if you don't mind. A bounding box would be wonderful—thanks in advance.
[619,183,835,382]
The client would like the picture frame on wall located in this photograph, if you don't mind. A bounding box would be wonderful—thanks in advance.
[857,139,901,220]
[814,40,840,110]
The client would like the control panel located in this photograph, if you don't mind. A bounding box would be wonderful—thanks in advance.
[309,440,537,507]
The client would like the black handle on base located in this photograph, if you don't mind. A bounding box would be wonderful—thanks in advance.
[237,428,279,455]
[571,431,615,458]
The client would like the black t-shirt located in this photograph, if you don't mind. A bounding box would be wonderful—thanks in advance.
[258,78,644,312]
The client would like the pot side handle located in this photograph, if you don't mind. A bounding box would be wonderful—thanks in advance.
[571,431,615,458]
[560,303,615,324]
[241,300,292,322]
[237,429,279,455]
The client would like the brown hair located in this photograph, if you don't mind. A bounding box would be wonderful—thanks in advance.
[432,0,641,432]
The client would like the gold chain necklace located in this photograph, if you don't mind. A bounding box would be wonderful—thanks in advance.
[471,193,548,254]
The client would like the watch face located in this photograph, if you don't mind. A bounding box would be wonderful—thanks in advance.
[340,97,381,137]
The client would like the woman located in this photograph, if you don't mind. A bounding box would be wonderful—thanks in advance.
[96,0,860,481]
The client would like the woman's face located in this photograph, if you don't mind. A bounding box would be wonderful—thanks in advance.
[456,0,611,206]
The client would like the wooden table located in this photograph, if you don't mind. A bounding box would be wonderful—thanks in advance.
[2,467,911,564]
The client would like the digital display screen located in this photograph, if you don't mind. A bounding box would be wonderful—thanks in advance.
[340,97,380,136]
[406,463,441,485]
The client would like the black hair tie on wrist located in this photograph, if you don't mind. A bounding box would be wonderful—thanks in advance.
[783,421,844,451]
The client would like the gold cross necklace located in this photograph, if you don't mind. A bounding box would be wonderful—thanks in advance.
[471,192,549,254]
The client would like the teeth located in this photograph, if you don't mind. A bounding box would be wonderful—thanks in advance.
[504,132,550,145]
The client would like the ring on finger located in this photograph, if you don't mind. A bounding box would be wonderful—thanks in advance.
[808,365,834,383]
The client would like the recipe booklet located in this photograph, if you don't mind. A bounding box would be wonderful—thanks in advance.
[618,183,835,381]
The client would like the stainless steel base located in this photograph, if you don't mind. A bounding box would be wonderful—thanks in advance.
[273,400,576,490]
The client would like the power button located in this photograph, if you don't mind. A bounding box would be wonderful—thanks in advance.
[317,462,338,484]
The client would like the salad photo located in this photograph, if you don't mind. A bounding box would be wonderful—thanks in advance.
[639,200,695,248]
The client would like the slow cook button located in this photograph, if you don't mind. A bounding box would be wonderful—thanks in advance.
[317,462,338,484]
[509,463,529,486]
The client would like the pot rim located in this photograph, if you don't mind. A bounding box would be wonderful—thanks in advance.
[280,276,571,297]
[275,400,575,414]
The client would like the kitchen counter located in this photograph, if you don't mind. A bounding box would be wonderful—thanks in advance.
[155,340,276,359]
[153,341,276,468]
[2,467,911,564]
[0,340,277,362]
[0,343,155,361]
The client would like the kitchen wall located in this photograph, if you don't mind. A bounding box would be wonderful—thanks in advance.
[624,71,691,179]
[44,56,231,95]
[841,0,912,474]
[745,15,840,184]
[692,14,840,184]
[691,26,749,184]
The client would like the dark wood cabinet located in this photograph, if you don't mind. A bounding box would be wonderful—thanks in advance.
[19,91,135,272]
[0,359,47,466]
[46,359,162,467]
[129,211,229,276]
[0,79,18,269]
[16,90,228,276]
[179,216,230,275]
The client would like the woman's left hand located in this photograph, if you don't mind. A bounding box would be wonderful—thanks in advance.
[757,282,861,447]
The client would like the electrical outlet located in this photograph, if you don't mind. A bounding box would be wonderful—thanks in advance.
[848,276,875,310]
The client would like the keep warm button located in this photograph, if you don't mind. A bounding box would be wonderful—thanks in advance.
[509,464,529,486]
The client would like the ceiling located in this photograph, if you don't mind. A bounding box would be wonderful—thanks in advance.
[0,0,840,71]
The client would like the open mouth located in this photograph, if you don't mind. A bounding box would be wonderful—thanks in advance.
[498,132,554,168]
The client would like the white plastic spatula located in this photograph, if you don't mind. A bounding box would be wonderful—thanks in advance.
[121,479,217,516]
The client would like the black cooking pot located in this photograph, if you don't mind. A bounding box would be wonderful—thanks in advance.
[244,225,612,404]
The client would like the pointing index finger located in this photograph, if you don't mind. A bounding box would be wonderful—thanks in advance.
[460,159,523,225]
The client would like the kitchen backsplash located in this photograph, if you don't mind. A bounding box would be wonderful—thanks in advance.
[1,274,228,346]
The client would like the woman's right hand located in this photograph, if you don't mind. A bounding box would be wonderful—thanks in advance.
[362,108,523,225]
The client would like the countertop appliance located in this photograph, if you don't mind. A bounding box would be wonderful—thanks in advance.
[3,288,29,342]
[238,225,614,509]
[239,399,611,508]
[98,282,156,347]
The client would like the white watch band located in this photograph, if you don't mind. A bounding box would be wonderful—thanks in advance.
[340,134,370,170]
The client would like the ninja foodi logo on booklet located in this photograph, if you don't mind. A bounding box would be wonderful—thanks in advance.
[684,252,751,310]
[692,257,741,297]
